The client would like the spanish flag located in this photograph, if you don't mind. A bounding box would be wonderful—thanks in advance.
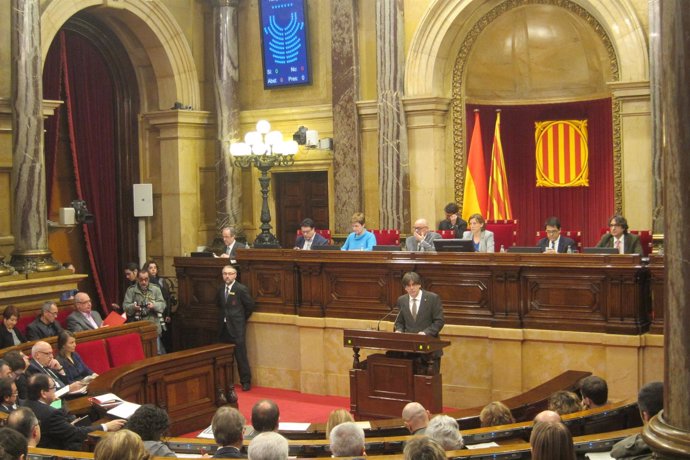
[488,111,513,220]
[462,111,488,221]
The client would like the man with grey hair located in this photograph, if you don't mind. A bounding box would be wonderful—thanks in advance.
[405,218,442,252]
[218,226,247,260]
[7,407,41,447]
[329,421,366,457]
[402,402,431,435]
[26,301,63,340]
[248,431,288,460]
[211,406,245,458]
[426,414,464,450]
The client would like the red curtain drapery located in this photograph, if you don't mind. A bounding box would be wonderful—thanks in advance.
[43,30,119,314]
[465,99,614,247]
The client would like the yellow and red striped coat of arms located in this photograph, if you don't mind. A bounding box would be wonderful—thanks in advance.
[535,120,589,187]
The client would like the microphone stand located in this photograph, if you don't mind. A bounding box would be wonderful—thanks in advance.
[377,306,399,331]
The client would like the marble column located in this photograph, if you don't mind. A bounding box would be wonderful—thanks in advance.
[331,0,362,233]
[376,0,409,230]
[648,0,664,234]
[643,1,690,457]
[210,0,243,232]
[10,0,59,273]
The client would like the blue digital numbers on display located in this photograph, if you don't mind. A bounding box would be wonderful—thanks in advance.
[259,0,311,89]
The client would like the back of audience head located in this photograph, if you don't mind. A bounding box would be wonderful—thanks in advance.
[534,410,562,424]
[252,399,280,433]
[579,375,608,408]
[638,381,663,422]
[248,431,289,460]
[479,401,515,427]
[402,401,430,433]
[0,427,27,460]
[212,406,245,447]
[548,390,582,415]
[126,404,169,441]
[329,421,365,457]
[94,429,151,460]
[26,374,51,402]
[0,360,9,379]
[6,408,40,447]
[426,414,463,450]
[530,421,575,460]
[325,408,354,438]
[2,352,26,377]
[403,436,447,460]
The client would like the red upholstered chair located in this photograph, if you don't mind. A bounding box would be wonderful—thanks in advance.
[372,229,401,246]
[16,315,36,336]
[631,230,653,256]
[485,220,519,249]
[56,308,72,329]
[437,230,455,239]
[536,230,583,252]
[75,339,112,375]
[105,333,145,367]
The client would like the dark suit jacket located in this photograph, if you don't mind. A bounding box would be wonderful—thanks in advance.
[217,282,255,341]
[66,310,103,333]
[294,232,328,249]
[536,236,576,253]
[438,218,468,238]
[27,359,69,391]
[394,290,445,337]
[26,317,64,341]
[596,233,642,254]
[224,242,247,259]
[214,446,247,458]
[0,323,26,349]
[24,399,98,451]
[56,352,94,383]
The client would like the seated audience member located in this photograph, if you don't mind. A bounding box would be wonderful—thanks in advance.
[341,212,376,251]
[479,401,515,427]
[66,292,103,332]
[247,432,288,460]
[217,226,247,260]
[596,215,643,254]
[463,213,495,252]
[0,427,28,460]
[536,217,576,253]
[580,375,609,409]
[548,390,582,415]
[3,352,28,400]
[426,414,464,450]
[94,429,151,460]
[0,360,10,379]
[246,400,280,440]
[438,202,467,238]
[403,436,447,460]
[402,402,430,435]
[329,422,365,457]
[406,218,442,252]
[0,306,27,349]
[0,378,19,414]
[610,381,663,460]
[26,301,64,341]
[6,407,41,447]
[127,404,176,457]
[211,406,246,458]
[27,341,83,393]
[56,331,97,384]
[530,421,576,460]
[325,408,354,438]
[534,410,562,424]
[123,271,166,354]
[294,218,329,250]
[23,374,125,451]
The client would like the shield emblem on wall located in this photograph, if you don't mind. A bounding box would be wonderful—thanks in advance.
[535,120,589,187]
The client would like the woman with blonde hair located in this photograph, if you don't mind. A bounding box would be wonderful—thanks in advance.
[462,213,495,252]
[325,408,354,438]
[479,401,515,427]
[94,429,151,460]
[530,421,576,460]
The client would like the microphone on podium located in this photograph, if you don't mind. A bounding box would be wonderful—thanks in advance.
[377,306,399,331]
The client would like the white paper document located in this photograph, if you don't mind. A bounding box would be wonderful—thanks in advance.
[106,401,141,419]
[585,452,613,460]
[465,442,500,450]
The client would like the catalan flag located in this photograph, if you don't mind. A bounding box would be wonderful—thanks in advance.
[462,111,488,221]
[487,111,513,220]
[535,120,589,187]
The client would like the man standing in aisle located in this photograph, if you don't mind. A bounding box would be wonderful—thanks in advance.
[218,265,255,392]
[123,271,167,354]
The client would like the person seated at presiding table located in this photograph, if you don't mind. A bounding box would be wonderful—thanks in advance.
[463,213,495,252]
[66,292,103,332]
[216,226,247,260]
[438,202,468,238]
[211,405,246,458]
[294,218,328,250]
[7,407,41,448]
[26,301,64,341]
[341,212,376,251]
[55,331,97,384]
[127,404,176,457]
[23,374,125,451]
[596,214,643,254]
[536,217,577,253]
[27,341,84,394]
[329,422,366,458]
[405,218,442,252]
[0,306,27,349]
[94,429,150,460]
[0,377,19,414]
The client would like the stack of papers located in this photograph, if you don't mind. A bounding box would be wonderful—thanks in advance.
[90,393,141,419]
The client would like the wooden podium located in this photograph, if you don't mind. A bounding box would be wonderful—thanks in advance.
[343,329,450,420]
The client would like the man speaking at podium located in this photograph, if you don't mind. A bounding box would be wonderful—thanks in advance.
[394,272,445,336]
